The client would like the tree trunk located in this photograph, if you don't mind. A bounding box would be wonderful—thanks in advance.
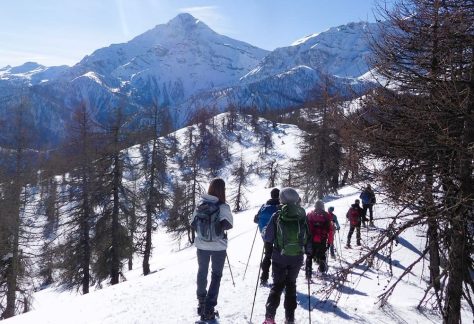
[443,212,466,324]
[4,186,21,319]
[81,180,91,294]
[110,153,121,285]
[443,53,474,323]
[424,170,441,293]
[143,138,157,276]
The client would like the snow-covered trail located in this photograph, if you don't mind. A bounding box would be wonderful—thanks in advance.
[6,182,456,324]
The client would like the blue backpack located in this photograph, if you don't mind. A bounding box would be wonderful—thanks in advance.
[360,191,373,205]
[256,204,278,232]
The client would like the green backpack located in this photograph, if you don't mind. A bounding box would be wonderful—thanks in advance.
[275,204,309,256]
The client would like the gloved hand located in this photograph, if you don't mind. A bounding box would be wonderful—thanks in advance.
[253,215,258,224]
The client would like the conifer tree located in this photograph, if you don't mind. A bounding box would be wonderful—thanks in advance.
[0,99,36,319]
[56,103,101,294]
[230,154,249,212]
[93,104,134,286]
[297,76,343,201]
[140,104,168,276]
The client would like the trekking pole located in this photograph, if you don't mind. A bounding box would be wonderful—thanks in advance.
[366,220,369,243]
[307,276,312,324]
[226,253,235,287]
[337,230,343,259]
[243,226,259,280]
[250,245,265,323]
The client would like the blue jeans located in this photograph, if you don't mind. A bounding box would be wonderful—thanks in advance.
[196,249,226,312]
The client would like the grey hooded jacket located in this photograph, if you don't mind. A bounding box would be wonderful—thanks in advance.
[191,194,233,251]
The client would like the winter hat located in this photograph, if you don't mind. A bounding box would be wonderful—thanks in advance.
[315,200,325,211]
[355,199,360,205]
[279,187,300,204]
[328,206,335,212]
[270,188,280,200]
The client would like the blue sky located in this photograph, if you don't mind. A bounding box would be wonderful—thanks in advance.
[0,0,380,67]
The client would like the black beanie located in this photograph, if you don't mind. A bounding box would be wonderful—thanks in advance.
[270,188,280,200]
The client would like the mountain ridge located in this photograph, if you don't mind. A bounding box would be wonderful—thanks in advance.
[0,14,378,147]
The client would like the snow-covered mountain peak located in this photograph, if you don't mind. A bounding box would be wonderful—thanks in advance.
[166,12,206,31]
[9,62,44,74]
[0,62,45,78]
[241,21,379,84]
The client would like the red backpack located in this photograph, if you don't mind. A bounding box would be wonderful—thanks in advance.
[347,208,360,226]
[308,211,330,243]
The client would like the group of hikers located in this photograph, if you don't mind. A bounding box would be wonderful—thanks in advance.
[190,178,376,324]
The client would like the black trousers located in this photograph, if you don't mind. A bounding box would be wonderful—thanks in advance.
[265,261,301,319]
[260,241,273,282]
[305,240,328,272]
[347,224,361,245]
[362,203,373,222]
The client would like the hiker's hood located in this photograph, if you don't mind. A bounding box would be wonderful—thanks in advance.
[200,194,219,204]
[280,203,306,221]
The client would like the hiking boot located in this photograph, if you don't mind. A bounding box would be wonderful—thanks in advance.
[285,319,296,324]
[370,221,375,227]
[260,279,268,286]
[330,251,336,259]
[263,315,276,324]
[357,241,361,246]
[345,243,351,249]
[201,309,219,321]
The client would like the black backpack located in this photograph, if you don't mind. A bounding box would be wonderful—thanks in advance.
[192,201,223,242]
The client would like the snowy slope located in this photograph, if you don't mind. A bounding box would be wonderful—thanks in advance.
[0,62,68,85]
[5,114,472,324]
[241,22,378,84]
